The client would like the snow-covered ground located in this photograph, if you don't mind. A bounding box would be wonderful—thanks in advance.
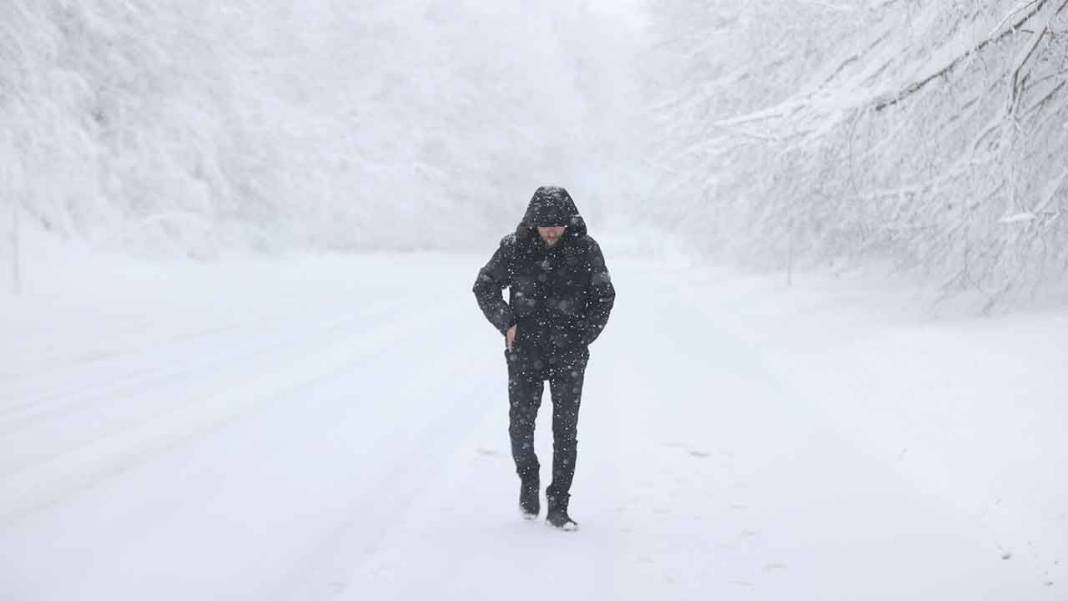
[1,240,1065,600]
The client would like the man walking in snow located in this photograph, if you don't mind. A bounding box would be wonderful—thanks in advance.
[473,186,615,530]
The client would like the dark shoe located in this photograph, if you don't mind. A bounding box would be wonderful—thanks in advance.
[546,507,578,531]
[519,478,540,519]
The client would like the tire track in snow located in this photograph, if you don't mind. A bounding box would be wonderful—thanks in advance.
[265,342,500,601]
[0,292,430,477]
[0,293,466,524]
[0,294,426,428]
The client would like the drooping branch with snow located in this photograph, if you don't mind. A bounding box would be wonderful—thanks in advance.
[650,0,1068,307]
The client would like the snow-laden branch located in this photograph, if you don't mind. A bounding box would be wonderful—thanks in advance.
[875,0,1062,111]
[649,0,1068,307]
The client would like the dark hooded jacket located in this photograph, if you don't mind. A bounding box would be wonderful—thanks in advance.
[473,187,615,354]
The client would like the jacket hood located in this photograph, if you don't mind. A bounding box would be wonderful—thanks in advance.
[516,186,588,242]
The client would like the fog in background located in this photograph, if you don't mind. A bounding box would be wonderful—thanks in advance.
[4,0,1068,306]
[2,0,653,255]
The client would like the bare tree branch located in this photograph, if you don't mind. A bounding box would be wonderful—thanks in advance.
[875,0,1057,111]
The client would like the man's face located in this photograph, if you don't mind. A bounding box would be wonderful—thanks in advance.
[537,226,566,247]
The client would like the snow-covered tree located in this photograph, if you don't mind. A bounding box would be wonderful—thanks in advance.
[650,0,1068,308]
[1,0,648,256]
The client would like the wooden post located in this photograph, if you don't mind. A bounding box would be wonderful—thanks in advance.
[786,212,794,287]
[10,200,19,295]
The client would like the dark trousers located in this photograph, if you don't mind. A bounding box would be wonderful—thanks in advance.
[505,345,589,509]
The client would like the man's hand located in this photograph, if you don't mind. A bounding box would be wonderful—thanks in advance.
[506,324,517,351]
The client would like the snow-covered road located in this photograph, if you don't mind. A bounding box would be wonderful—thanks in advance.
[1,251,1065,600]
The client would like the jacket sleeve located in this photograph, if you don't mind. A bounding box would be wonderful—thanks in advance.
[584,239,615,345]
[473,236,516,335]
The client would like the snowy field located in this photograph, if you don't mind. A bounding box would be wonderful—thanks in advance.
[1,241,1066,600]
